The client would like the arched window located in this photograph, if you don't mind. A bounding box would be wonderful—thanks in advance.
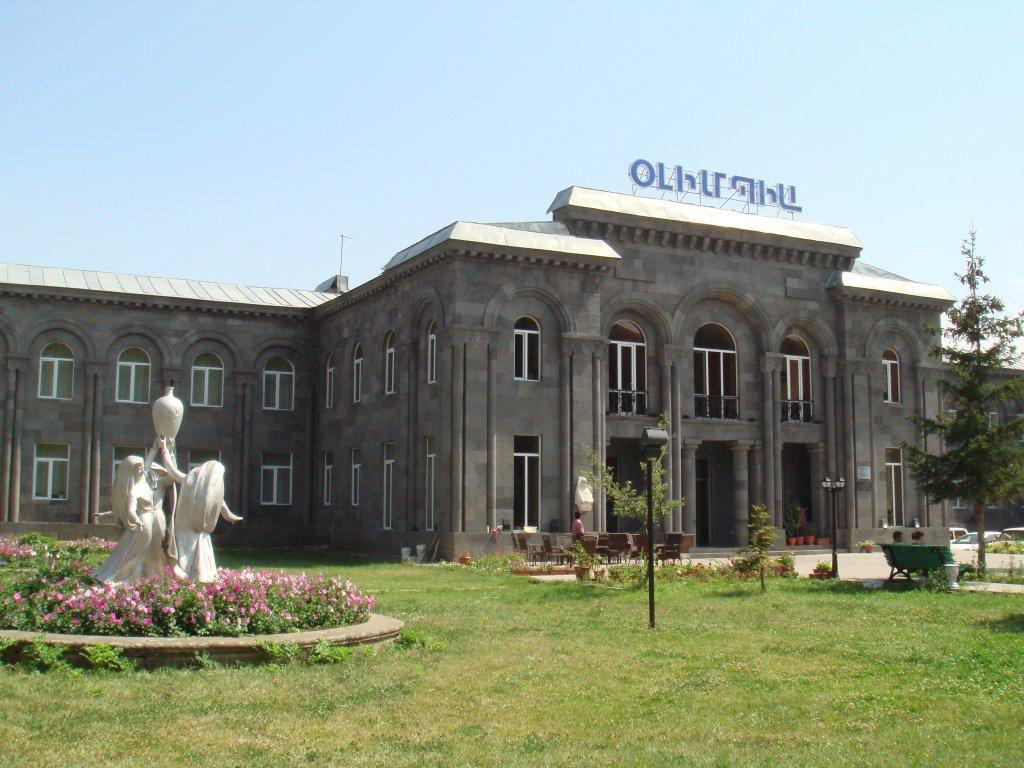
[263,357,294,411]
[513,317,541,382]
[608,321,647,415]
[352,344,363,403]
[383,333,396,395]
[38,342,73,400]
[325,354,336,409]
[883,349,901,404]
[781,337,812,422]
[191,352,224,407]
[426,322,437,384]
[694,324,737,419]
[116,347,151,404]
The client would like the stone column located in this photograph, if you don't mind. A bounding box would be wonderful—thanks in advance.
[750,443,764,507]
[823,359,837,474]
[8,360,25,522]
[670,358,683,531]
[760,360,776,525]
[406,339,419,531]
[771,362,784,525]
[559,347,571,532]
[450,340,465,533]
[88,365,105,523]
[591,348,605,532]
[841,361,858,529]
[732,442,750,546]
[659,356,674,528]
[79,368,95,524]
[487,343,498,531]
[681,440,699,534]
[236,372,256,520]
[1,365,16,522]
[809,442,826,527]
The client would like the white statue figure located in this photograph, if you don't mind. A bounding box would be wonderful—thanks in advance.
[94,386,241,584]
[575,475,594,514]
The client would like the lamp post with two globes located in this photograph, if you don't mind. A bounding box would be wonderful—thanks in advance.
[819,475,846,578]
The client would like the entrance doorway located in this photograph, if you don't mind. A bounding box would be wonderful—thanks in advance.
[696,458,711,546]
[782,443,813,529]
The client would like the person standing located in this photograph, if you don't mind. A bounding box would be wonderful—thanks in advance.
[571,511,586,541]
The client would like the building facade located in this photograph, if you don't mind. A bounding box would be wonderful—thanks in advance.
[1,187,1020,553]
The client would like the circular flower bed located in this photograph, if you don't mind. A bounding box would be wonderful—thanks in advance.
[1,553,374,638]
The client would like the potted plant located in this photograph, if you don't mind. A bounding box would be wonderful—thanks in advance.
[804,522,816,546]
[784,502,802,547]
[569,541,598,580]
[458,551,472,565]
[809,560,832,580]
[856,539,876,553]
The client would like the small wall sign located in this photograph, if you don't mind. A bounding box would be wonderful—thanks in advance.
[856,465,871,481]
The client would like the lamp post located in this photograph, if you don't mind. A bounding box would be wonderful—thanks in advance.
[820,474,846,578]
[640,427,669,629]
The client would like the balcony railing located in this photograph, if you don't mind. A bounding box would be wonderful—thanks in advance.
[782,399,814,423]
[608,389,647,416]
[694,394,739,420]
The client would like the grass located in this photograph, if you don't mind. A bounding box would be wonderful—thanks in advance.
[1,548,1023,768]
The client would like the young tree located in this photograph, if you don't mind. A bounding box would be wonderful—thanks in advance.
[744,504,775,593]
[904,230,1024,573]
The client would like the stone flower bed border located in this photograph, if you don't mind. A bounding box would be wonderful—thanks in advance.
[0,613,403,670]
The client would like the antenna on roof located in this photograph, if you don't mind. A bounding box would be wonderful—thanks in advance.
[339,233,360,276]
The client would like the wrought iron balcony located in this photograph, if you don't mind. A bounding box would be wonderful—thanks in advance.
[782,399,814,423]
[694,394,739,420]
[608,389,647,416]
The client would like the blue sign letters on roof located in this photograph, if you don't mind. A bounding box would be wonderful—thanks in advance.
[628,159,802,213]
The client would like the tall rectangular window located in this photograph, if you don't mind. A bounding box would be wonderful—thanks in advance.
[33,443,69,500]
[323,451,334,505]
[350,448,362,506]
[513,318,540,381]
[352,356,363,403]
[261,452,292,506]
[263,359,294,411]
[425,437,436,531]
[882,350,901,404]
[188,449,221,473]
[116,348,151,404]
[513,435,540,529]
[427,326,437,384]
[384,339,396,395]
[191,354,224,407]
[382,442,395,529]
[38,344,73,400]
[885,448,904,526]
[325,358,336,409]
[112,445,147,481]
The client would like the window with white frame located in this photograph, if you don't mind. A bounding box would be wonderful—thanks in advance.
[513,317,540,381]
[116,347,151,404]
[323,451,334,505]
[33,443,69,500]
[260,452,292,505]
[384,333,396,395]
[350,447,362,506]
[188,448,221,473]
[382,442,395,529]
[513,435,540,529]
[325,354,336,409]
[426,322,437,384]
[112,445,147,481]
[263,357,294,411]
[780,336,812,422]
[352,344,363,403]
[38,342,74,400]
[882,349,901,404]
[190,352,224,407]
[693,323,738,419]
[885,448,905,526]
[608,321,647,415]
[425,437,436,531]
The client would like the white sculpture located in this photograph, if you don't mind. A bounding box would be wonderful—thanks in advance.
[575,475,594,514]
[93,387,241,584]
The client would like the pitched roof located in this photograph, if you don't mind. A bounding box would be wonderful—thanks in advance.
[0,262,335,309]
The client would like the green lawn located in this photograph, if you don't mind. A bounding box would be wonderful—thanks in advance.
[2,548,1023,768]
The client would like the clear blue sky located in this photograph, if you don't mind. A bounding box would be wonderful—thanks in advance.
[2,2,1022,313]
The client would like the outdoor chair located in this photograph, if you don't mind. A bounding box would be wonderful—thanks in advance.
[606,533,631,563]
[513,532,544,563]
[541,533,568,564]
[631,533,649,561]
[595,533,611,562]
[659,532,684,563]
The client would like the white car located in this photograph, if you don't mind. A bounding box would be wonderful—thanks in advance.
[1002,527,1024,541]
[949,531,1007,552]
[949,527,968,540]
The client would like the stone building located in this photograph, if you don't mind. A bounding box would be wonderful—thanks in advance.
[0,186,1020,553]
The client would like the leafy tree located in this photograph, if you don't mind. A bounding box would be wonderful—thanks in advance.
[904,230,1024,573]
[743,504,775,593]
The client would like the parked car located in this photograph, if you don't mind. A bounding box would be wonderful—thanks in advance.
[949,527,968,540]
[949,531,1007,552]
[1002,527,1024,541]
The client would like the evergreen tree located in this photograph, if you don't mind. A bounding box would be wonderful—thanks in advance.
[904,230,1024,572]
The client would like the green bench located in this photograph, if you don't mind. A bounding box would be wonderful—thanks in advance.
[880,543,955,582]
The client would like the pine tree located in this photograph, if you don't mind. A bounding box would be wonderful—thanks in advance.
[904,230,1024,573]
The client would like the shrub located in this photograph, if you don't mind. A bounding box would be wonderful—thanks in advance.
[17,533,58,549]
[307,640,353,664]
[809,561,833,580]
[395,628,432,650]
[255,640,300,665]
[989,540,1024,555]
[80,643,134,672]
[461,553,525,574]
[23,640,72,673]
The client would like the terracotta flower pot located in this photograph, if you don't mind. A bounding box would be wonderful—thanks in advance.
[458,553,471,565]
[859,545,874,553]
[817,537,830,546]
[805,536,817,545]
[794,536,805,546]
[786,537,797,546]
